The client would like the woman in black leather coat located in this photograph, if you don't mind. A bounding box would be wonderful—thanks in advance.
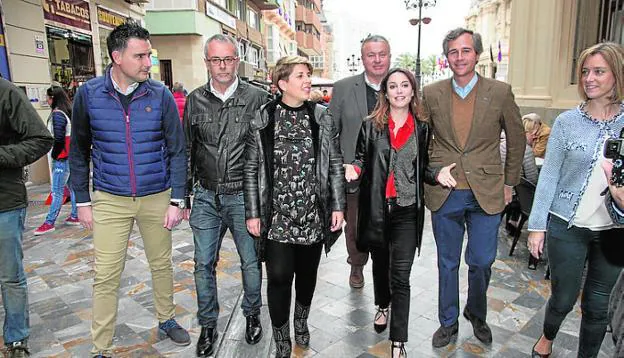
[244,55,345,358]
[344,68,452,357]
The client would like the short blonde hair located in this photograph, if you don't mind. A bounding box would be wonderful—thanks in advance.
[576,42,624,103]
[272,55,313,91]
[522,113,541,132]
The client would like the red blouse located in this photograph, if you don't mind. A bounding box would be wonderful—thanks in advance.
[353,112,416,199]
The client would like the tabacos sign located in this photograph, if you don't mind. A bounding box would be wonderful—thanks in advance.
[42,0,92,32]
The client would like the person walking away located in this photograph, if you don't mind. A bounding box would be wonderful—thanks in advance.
[172,82,186,123]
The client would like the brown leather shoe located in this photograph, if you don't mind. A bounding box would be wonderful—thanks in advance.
[349,265,364,288]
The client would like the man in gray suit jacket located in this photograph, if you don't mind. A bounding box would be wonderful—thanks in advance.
[329,35,391,289]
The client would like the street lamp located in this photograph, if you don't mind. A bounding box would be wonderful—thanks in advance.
[347,54,361,74]
[405,0,437,89]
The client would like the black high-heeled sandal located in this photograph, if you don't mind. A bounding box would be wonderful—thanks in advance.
[374,306,389,333]
[391,341,407,358]
[531,336,552,358]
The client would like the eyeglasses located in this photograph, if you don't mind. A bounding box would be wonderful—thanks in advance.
[207,56,238,66]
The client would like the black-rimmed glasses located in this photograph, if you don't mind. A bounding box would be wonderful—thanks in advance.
[207,56,238,66]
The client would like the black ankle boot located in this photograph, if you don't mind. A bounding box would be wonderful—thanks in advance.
[294,301,311,348]
[272,322,292,358]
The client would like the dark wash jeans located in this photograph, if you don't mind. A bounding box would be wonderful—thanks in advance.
[543,215,622,357]
[370,203,419,342]
[190,186,262,327]
[265,240,323,327]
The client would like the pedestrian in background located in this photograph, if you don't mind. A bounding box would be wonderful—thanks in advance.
[330,34,392,290]
[183,34,267,357]
[0,77,54,357]
[172,82,186,123]
[70,21,189,357]
[522,113,551,158]
[344,68,450,357]
[528,41,624,358]
[34,86,79,235]
[244,55,345,358]
[424,28,525,348]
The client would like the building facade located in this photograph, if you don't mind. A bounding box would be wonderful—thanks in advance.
[145,0,278,92]
[465,0,511,82]
[0,0,147,184]
[262,0,297,77]
[509,0,624,123]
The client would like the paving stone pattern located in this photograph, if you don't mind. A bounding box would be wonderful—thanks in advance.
[0,184,615,357]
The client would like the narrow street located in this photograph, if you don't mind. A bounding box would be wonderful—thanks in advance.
[0,184,614,357]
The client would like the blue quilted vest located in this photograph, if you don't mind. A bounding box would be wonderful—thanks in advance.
[85,71,171,197]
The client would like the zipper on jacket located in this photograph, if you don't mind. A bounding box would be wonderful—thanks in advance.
[108,90,147,198]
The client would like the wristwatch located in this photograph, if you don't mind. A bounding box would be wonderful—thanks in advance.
[170,200,186,209]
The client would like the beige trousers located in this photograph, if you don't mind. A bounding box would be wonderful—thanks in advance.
[90,190,175,354]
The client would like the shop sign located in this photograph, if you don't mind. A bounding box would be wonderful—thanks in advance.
[206,2,236,29]
[42,0,91,32]
[97,6,128,30]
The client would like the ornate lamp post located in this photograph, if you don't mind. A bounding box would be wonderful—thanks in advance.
[347,54,361,74]
[405,0,437,89]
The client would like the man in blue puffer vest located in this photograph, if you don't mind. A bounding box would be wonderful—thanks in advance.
[69,22,189,358]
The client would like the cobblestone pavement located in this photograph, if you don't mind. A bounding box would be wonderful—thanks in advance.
[0,184,616,357]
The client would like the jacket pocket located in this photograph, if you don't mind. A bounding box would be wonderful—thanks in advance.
[481,164,504,175]
[191,114,218,144]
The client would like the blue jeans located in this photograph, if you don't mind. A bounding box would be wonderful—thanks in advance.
[431,189,501,327]
[543,216,622,357]
[45,159,77,224]
[190,186,262,327]
[0,208,29,344]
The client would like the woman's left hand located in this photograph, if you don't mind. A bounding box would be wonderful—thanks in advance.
[330,211,344,232]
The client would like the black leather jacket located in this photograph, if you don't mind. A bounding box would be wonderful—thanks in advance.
[353,117,439,253]
[244,99,346,261]
[184,80,269,196]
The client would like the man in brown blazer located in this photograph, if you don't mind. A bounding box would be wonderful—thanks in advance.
[424,28,526,348]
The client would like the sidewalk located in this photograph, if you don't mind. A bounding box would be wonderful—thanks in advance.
[0,184,615,357]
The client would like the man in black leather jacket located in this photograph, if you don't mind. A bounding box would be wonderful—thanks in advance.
[183,34,269,357]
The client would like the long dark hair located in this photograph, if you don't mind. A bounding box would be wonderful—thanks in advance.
[47,86,72,118]
[368,67,424,130]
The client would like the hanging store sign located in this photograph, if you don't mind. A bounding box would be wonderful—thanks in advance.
[42,0,92,32]
[97,6,129,30]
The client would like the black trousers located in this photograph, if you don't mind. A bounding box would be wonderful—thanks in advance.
[370,203,418,342]
[265,239,323,327]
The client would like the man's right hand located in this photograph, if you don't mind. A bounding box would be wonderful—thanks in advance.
[436,163,457,188]
[246,218,261,237]
[78,206,93,231]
